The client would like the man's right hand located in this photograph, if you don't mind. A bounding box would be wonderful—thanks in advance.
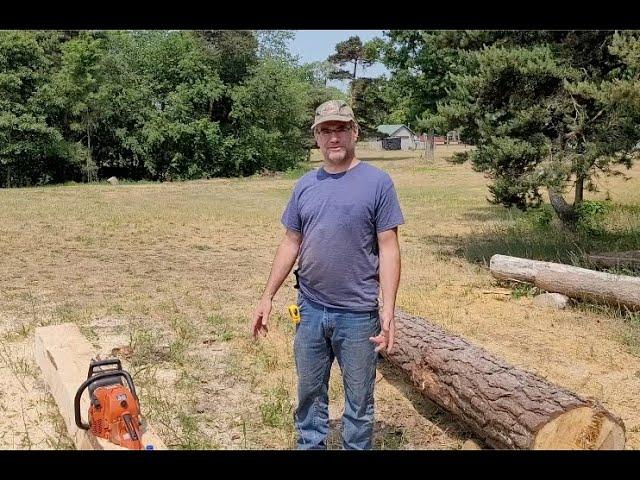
[252,296,272,339]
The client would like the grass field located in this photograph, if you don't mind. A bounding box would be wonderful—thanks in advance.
[0,144,638,449]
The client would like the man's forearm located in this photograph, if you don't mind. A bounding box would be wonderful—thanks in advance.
[262,234,301,300]
[379,233,401,312]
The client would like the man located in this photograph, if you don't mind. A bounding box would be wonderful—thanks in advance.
[251,99,404,450]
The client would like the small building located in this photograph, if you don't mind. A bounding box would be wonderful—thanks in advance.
[417,131,460,145]
[446,130,461,144]
[376,124,416,151]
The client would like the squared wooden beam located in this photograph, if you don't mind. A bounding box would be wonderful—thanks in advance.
[35,323,166,450]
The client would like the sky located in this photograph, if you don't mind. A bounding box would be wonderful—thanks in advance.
[289,30,390,91]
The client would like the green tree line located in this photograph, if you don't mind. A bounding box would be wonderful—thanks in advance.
[0,30,342,187]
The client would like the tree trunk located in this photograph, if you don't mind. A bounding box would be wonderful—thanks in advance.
[490,254,640,311]
[382,309,626,449]
[86,122,92,183]
[548,189,577,225]
[574,174,584,205]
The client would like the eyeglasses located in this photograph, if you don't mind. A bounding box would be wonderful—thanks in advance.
[316,125,352,136]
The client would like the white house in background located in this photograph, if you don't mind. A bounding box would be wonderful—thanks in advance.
[376,124,416,150]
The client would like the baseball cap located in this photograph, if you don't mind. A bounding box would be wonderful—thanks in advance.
[311,100,356,130]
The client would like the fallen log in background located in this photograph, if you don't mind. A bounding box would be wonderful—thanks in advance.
[586,250,640,270]
[382,310,626,449]
[490,254,640,311]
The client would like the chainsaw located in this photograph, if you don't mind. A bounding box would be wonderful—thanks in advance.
[74,358,143,450]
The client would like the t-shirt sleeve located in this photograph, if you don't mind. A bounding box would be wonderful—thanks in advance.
[281,188,302,232]
[375,177,405,233]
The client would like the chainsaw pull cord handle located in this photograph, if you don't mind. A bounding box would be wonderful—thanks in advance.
[74,370,139,430]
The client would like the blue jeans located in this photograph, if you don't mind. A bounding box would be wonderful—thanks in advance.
[293,293,380,450]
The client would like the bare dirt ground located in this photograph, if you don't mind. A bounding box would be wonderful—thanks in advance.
[0,145,638,449]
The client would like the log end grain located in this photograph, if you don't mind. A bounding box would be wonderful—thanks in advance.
[533,407,625,450]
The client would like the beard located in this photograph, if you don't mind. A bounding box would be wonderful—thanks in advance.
[325,146,355,164]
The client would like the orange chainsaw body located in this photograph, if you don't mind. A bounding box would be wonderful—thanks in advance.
[75,358,143,450]
[89,382,143,449]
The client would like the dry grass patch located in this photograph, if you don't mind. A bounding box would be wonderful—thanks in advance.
[0,144,638,448]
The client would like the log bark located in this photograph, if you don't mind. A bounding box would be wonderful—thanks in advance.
[490,254,640,311]
[382,310,626,449]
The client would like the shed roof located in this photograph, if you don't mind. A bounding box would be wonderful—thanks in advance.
[376,124,414,136]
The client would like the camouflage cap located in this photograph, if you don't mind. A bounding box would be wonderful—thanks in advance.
[311,100,355,130]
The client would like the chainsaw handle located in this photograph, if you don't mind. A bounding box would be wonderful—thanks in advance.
[87,358,123,378]
[74,370,138,430]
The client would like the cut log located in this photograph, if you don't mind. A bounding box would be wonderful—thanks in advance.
[489,254,640,311]
[382,310,626,449]
[35,323,166,450]
[586,251,640,270]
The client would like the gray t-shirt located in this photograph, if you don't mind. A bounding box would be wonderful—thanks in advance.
[281,161,404,311]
